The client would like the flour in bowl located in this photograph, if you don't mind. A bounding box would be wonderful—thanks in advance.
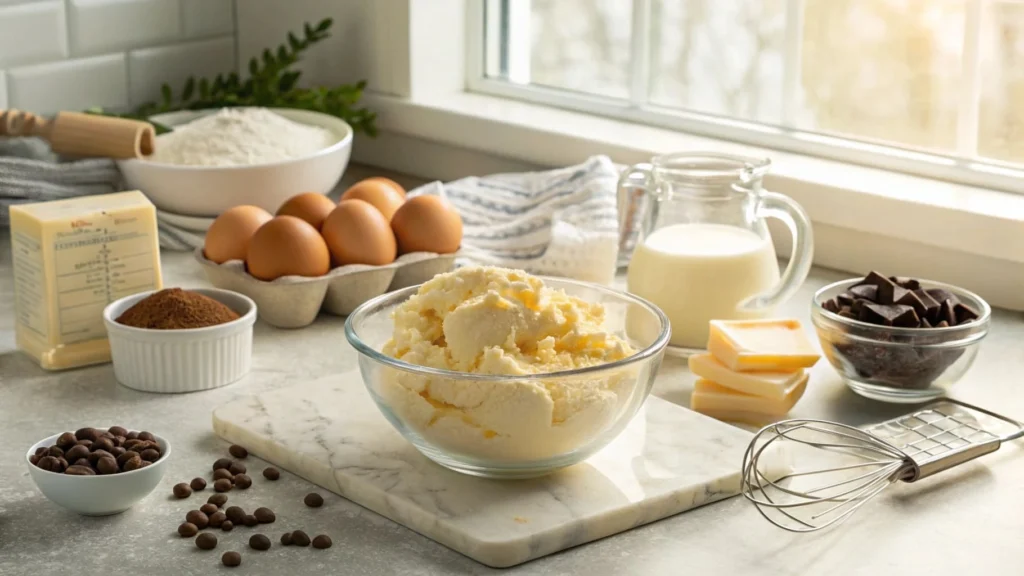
[149,108,337,167]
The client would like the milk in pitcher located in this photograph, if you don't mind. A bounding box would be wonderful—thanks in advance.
[627,223,780,348]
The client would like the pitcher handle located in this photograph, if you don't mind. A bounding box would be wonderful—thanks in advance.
[617,163,653,267]
[740,191,814,311]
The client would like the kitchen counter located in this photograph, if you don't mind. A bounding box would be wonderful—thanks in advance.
[2,167,1023,575]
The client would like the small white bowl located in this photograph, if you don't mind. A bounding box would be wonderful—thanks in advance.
[103,288,256,393]
[117,107,353,216]
[26,431,170,516]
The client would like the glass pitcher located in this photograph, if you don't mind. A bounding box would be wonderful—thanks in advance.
[619,153,813,350]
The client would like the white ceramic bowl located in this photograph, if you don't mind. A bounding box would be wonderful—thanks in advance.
[103,288,256,393]
[117,107,353,216]
[26,431,170,515]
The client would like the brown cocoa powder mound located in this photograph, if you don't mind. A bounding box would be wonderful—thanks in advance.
[116,288,240,329]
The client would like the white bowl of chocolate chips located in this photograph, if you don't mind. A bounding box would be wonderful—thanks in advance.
[26,426,170,515]
[812,272,990,403]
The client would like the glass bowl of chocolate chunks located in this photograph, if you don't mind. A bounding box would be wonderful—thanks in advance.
[811,272,990,403]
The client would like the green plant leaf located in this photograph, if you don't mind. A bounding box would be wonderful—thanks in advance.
[182,77,195,101]
[248,57,259,76]
[304,22,314,38]
[161,84,172,106]
[288,32,302,51]
[199,77,210,100]
[316,18,332,32]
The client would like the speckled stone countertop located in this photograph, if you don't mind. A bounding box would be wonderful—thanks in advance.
[2,167,1023,575]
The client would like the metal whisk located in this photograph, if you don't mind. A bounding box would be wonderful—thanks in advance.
[741,398,1024,532]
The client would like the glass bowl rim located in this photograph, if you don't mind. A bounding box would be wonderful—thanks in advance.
[811,277,992,337]
[344,275,672,382]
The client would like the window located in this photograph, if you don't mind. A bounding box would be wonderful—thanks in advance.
[471,0,1024,194]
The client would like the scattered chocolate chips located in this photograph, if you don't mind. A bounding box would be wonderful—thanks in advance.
[208,493,228,507]
[262,467,280,481]
[290,530,311,547]
[213,458,232,471]
[221,551,241,567]
[190,477,207,491]
[249,534,271,551]
[312,535,332,549]
[196,533,218,550]
[225,506,246,525]
[209,511,227,528]
[214,479,232,493]
[229,445,248,459]
[233,474,252,489]
[280,532,293,546]
[213,469,234,482]
[244,515,259,527]
[186,510,210,530]
[304,493,324,508]
[178,522,198,538]
[228,462,246,475]
[200,503,219,516]
[173,483,192,498]
[221,521,234,532]
[254,507,276,524]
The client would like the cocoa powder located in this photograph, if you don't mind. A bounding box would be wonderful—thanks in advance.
[116,288,239,329]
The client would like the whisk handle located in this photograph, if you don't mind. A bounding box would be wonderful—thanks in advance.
[903,437,1001,482]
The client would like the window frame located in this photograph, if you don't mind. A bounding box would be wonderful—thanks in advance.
[464,0,1024,196]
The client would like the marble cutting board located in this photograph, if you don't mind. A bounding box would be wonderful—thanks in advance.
[212,372,769,568]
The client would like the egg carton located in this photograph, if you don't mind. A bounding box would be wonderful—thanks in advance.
[193,247,456,328]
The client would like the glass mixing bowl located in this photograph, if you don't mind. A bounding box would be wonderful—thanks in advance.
[344,277,670,479]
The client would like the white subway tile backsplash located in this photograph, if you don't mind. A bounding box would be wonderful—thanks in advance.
[7,54,127,114]
[68,0,180,56]
[128,37,235,106]
[0,1,68,68]
[0,71,7,110]
[182,0,233,39]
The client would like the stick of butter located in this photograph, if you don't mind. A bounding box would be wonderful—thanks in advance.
[707,319,820,372]
[690,375,808,425]
[10,191,163,370]
[688,353,804,400]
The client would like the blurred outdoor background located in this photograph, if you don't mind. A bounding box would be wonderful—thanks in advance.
[487,0,1024,164]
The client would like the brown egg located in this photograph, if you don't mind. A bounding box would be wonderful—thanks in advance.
[276,192,336,230]
[204,205,273,264]
[365,176,406,198]
[245,216,330,280]
[321,200,397,266]
[390,195,463,254]
[339,179,405,221]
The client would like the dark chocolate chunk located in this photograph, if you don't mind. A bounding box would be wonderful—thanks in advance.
[926,288,958,306]
[954,302,979,324]
[851,298,867,314]
[861,304,918,327]
[838,307,857,320]
[877,283,907,306]
[940,299,957,325]
[849,284,878,301]
[920,317,932,328]
[858,271,891,288]
[890,276,921,290]
[895,290,926,318]
[836,292,855,307]
[823,298,840,313]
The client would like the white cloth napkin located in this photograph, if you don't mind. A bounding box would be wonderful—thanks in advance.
[154,155,622,284]
[409,155,621,284]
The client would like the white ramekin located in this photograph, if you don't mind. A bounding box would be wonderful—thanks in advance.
[103,288,256,393]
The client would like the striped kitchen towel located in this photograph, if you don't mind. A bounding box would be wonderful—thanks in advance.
[409,155,621,284]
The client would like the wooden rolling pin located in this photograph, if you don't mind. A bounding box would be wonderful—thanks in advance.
[0,109,155,159]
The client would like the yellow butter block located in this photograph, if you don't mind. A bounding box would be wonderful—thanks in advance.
[688,353,804,400]
[707,319,820,372]
[690,375,808,424]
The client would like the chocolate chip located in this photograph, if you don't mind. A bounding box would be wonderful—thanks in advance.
[190,477,207,491]
[74,428,97,441]
[233,474,252,489]
[250,534,271,551]
[123,439,145,452]
[72,458,92,468]
[46,446,64,458]
[221,521,234,532]
[139,461,151,468]
[312,535,332,549]
[213,458,232,471]
[280,532,293,546]
[140,449,160,463]
[208,511,226,528]
[65,465,96,476]
[214,479,232,493]
[221,551,241,567]
[34,446,47,457]
[254,507,275,524]
[291,530,310,547]
[113,436,126,447]
[110,446,126,458]
[56,432,77,450]
[92,437,114,453]
[137,431,154,442]
[96,456,118,475]
[229,445,248,459]
[262,467,280,481]
[228,462,246,475]
[125,431,139,440]
[88,449,113,464]
[65,444,90,462]
[108,426,128,437]
[116,451,139,467]
[213,469,234,482]
[196,533,218,550]
[186,510,210,529]
[29,454,39,466]
[244,515,258,527]
[304,493,324,508]
[178,522,198,538]
[207,493,228,507]
[200,503,219,515]
[76,439,93,449]
[173,483,192,498]
[225,506,246,525]
[55,457,68,472]
[122,455,144,472]
[36,456,60,472]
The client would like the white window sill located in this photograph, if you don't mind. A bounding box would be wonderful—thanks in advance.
[355,90,1024,311]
